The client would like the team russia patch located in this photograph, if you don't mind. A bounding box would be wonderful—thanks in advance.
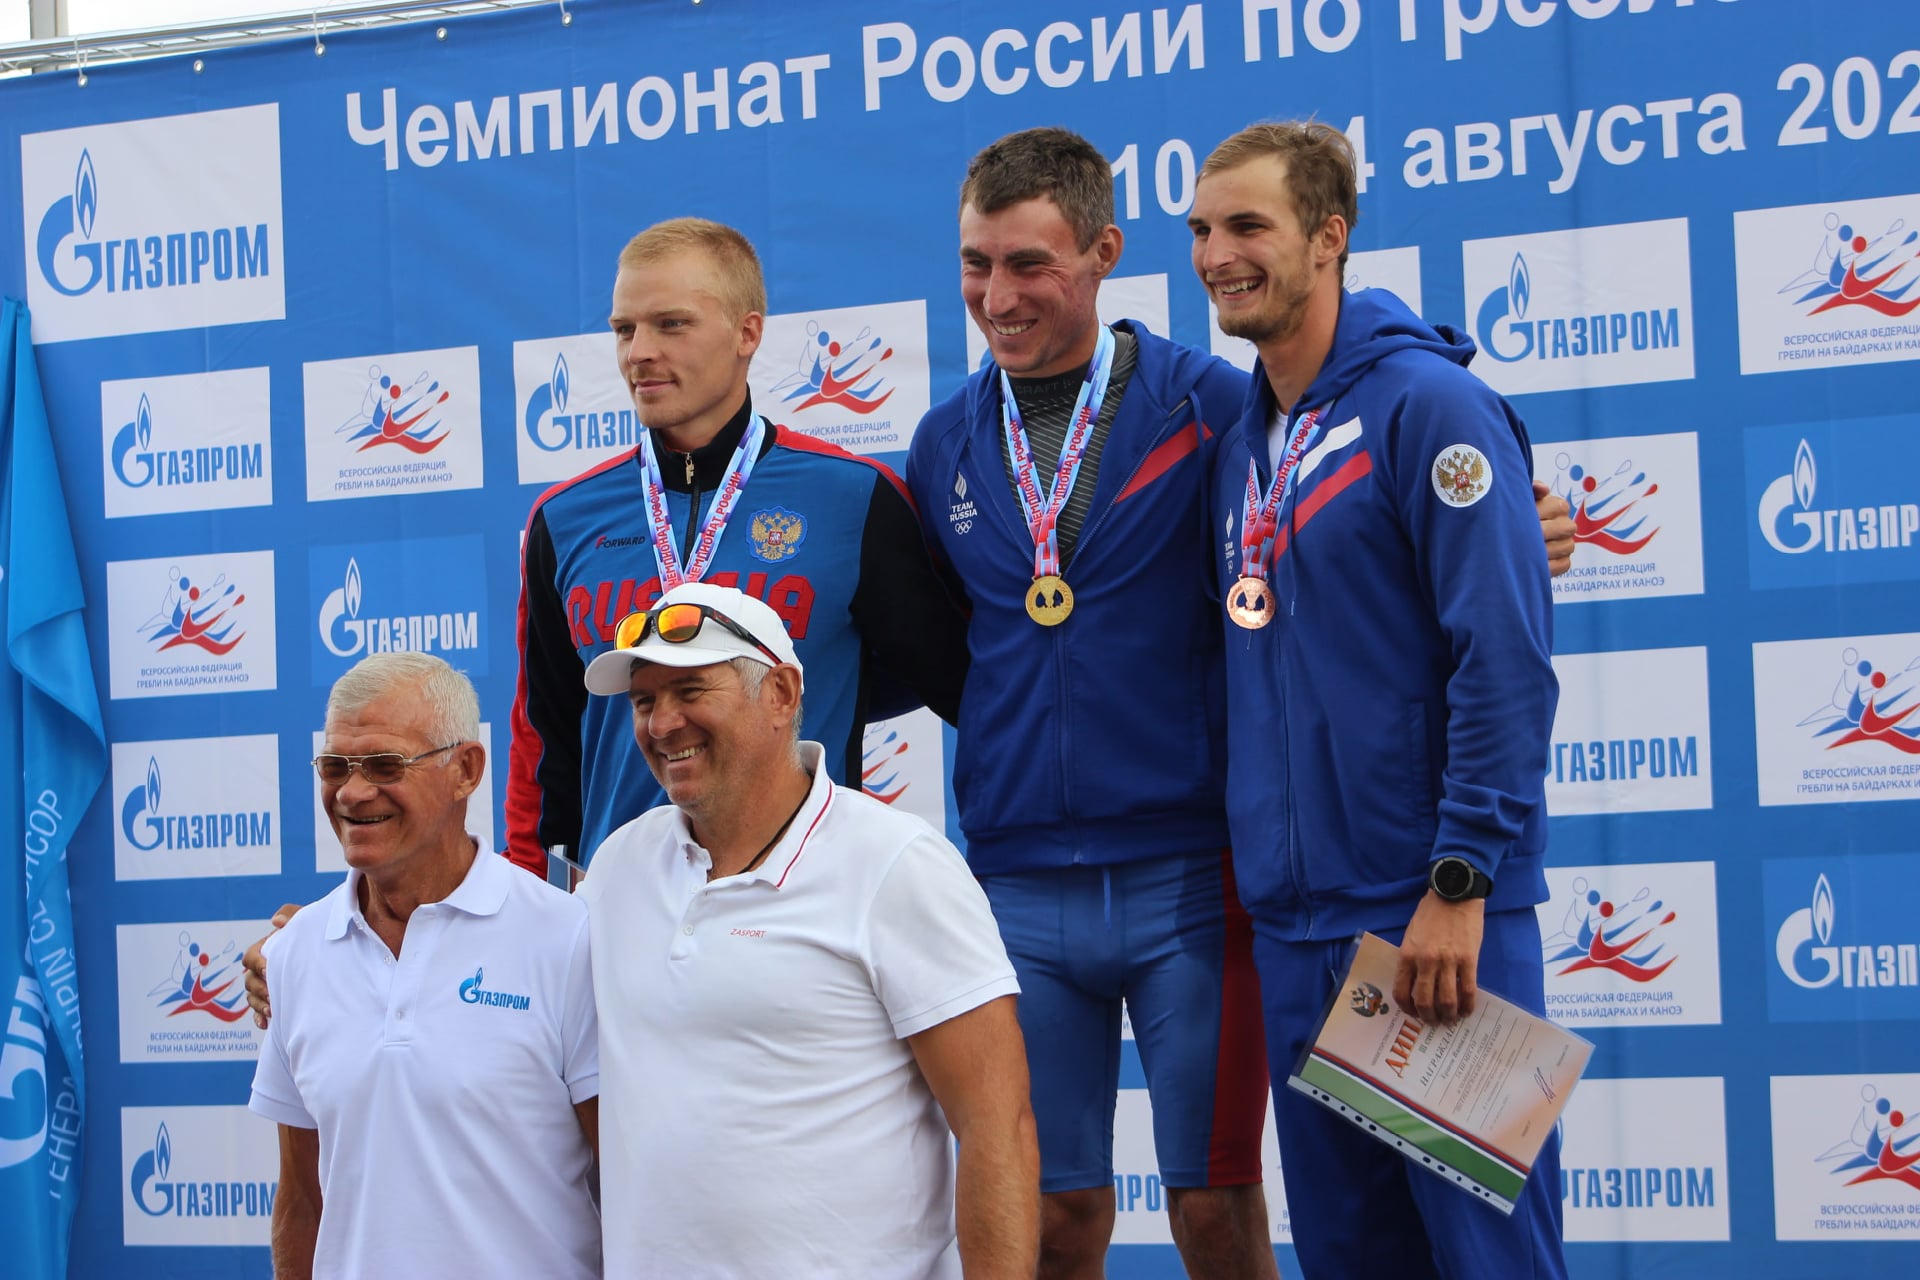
[1432,443,1492,508]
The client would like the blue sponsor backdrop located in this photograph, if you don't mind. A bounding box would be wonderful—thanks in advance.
[3,0,1919,1275]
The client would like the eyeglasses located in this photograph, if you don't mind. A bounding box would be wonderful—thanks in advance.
[311,743,462,786]
[613,602,782,665]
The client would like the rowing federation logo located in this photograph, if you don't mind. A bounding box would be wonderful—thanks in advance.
[310,536,487,684]
[136,564,248,656]
[113,736,280,881]
[22,106,284,342]
[771,322,897,414]
[105,551,277,699]
[303,346,483,501]
[1735,194,1920,374]
[1537,862,1720,1026]
[861,707,945,833]
[752,300,929,456]
[1780,213,1920,320]
[1537,432,1703,602]
[748,507,806,562]
[121,1106,278,1244]
[1463,220,1694,396]
[115,920,270,1062]
[1771,1074,1920,1239]
[1753,633,1920,806]
[1748,419,1920,590]
[100,369,273,519]
[1799,646,1920,756]
[1766,856,1919,1022]
[513,332,637,484]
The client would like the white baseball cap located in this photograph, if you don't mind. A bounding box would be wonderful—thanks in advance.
[582,581,802,696]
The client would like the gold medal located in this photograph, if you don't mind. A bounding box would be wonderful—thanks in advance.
[1227,575,1274,629]
[1027,574,1074,626]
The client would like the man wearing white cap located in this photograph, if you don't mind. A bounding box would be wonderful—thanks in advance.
[578,582,1040,1280]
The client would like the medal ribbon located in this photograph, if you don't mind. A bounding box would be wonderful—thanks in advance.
[1239,406,1326,583]
[637,414,766,590]
[1000,325,1117,579]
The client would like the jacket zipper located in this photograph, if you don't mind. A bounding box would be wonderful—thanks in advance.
[680,452,701,561]
[1049,398,1188,852]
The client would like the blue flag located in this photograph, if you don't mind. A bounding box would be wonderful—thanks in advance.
[0,297,105,1280]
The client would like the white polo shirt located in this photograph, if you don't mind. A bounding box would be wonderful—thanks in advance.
[249,839,600,1280]
[579,742,1019,1279]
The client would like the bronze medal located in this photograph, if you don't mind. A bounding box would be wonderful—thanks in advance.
[1227,575,1275,629]
[1027,574,1074,626]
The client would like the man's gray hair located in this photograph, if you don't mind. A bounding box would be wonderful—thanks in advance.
[327,652,480,747]
[729,657,803,739]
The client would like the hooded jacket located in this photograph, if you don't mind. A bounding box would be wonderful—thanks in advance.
[908,322,1249,873]
[1210,289,1557,940]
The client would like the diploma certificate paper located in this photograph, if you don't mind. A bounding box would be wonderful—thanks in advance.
[1287,932,1593,1215]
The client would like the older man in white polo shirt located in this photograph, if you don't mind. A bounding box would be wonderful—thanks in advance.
[248,652,600,1279]
[578,581,1039,1278]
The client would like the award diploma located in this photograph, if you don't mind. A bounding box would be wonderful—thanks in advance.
[1287,932,1592,1215]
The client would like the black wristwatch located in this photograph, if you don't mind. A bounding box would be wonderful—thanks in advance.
[1428,856,1494,902]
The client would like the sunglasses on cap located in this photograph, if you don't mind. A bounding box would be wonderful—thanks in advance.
[614,601,783,665]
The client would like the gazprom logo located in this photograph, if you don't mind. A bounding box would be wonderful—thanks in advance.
[317,557,479,659]
[129,1122,275,1219]
[34,150,101,296]
[36,149,270,299]
[110,393,264,491]
[1775,873,1918,991]
[1759,439,1919,557]
[458,966,531,1011]
[1475,252,1683,364]
[119,756,272,853]
[523,349,638,452]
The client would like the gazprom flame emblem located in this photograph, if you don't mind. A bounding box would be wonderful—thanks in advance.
[111,394,158,487]
[524,351,574,451]
[1759,439,1822,554]
[1776,873,1841,989]
[35,149,105,296]
[121,756,165,851]
[130,1122,174,1216]
[459,965,531,1010]
[318,558,366,657]
[76,150,98,240]
[1474,253,1535,363]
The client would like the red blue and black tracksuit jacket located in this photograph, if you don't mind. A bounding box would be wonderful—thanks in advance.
[507,396,968,873]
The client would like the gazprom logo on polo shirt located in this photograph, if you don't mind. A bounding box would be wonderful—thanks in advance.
[310,535,487,684]
[459,967,531,1011]
[22,106,285,343]
[129,1121,276,1221]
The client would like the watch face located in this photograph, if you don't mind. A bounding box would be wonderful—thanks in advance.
[1433,858,1472,899]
